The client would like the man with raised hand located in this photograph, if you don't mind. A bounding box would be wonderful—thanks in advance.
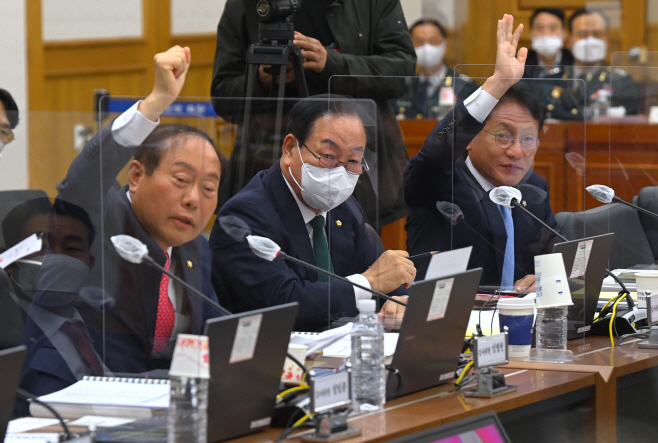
[405,15,559,293]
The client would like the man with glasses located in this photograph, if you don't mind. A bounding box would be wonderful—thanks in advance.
[405,15,560,292]
[0,89,19,159]
[210,96,414,331]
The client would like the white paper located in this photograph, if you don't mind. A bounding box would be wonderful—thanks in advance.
[69,415,135,427]
[427,278,454,321]
[170,334,210,378]
[37,379,169,408]
[535,253,573,308]
[570,240,593,278]
[425,246,472,280]
[6,418,60,434]
[321,333,399,358]
[4,433,61,442]
[0,234,42,269]
[289,323,352,355]
[229,313,262,363]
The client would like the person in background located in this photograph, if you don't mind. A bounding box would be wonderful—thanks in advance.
[0,88,19,159]
[537,8,640,119]
[523,8,573,79]
[392,18,479,120]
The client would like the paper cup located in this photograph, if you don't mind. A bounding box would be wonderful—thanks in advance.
[635,272,658,309]
[281,343,307,384]
[498,298,536,358]
[534,253,573,308]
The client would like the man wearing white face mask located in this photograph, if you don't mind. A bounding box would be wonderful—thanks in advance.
[210,96,415,332]
[536,8,639,120]
[393,18,478,120]
[524,8,574,79]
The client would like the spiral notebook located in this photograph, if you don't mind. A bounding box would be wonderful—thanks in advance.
[29,377,170,420]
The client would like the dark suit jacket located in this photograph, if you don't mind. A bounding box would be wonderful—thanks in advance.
[210,162,406,332]
[404,102,559,285]
[56,123,223,374]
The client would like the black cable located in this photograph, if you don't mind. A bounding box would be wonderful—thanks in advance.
[286,352,307,377]
[618,332,650,346]
[477,292,498,337]
[277,418,315,441]
[490,293,500,335]
[385,365,403,400]
[284,407,305,430]
[17,388,72,440]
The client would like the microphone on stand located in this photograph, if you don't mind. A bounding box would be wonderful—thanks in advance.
[489,186,634,310]
[110,235,308,374]
[245,235,407,307]
[587,184,658,220]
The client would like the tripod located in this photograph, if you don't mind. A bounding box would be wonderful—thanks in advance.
[237,21,309,191]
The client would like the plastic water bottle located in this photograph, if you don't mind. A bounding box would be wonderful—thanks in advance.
[535,307,568,351]
[350,299,386,413]
[168,376,209,443]
[590,89,610,121]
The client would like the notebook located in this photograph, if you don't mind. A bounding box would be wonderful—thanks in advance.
[0,346,27,440]
[552,233,615,339]
[387,268,483,398]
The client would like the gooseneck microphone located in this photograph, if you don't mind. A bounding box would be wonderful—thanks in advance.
[111,235,232,316]
[587,184,658,220]
[489,186,633,308]
[111,235,308,374]
[245,235,407,307]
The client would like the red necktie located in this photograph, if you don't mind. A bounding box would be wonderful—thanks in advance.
[61,322,104,376]
[153,252,174,353]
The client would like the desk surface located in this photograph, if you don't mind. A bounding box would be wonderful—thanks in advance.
[227,368,595,443]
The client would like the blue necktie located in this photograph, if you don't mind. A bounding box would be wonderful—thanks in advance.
[498,205,515,290]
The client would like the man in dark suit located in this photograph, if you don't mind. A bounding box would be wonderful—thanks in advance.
[405,14,559,292]
[210,97,414,332]
[55,46,224,375]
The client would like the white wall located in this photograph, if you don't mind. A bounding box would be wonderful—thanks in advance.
[171,0,226,35]
[0,0,28,190]
[42,0,143,41]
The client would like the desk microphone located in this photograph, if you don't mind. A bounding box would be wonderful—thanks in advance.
[111,235,308,373]
[587,184,658,219]
[245,235,407,307]
[111,235,232,316]
[489,186,633,310]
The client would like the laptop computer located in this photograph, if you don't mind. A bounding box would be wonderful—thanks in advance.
[552,233,615,339]
[387,268,483,399]
[0,345,27,439]
[204,303,298,442]
[386,410,511,443]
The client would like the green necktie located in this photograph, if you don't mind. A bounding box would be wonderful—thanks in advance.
[310,215,333,282]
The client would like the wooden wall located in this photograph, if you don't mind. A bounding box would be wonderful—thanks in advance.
[26,0,218,196]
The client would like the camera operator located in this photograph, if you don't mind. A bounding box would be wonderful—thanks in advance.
[211,0,416,227]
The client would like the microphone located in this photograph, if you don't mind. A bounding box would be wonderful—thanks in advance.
[489,186,633,308]
[111,235,232,316]
[587,184,658,220]
[111,235,309,375]
[244,234,407,307]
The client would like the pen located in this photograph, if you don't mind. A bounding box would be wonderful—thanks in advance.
[408,251,438,260]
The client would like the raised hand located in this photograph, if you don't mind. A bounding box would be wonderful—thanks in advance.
[139,46,191,121]
[483,14,527,99]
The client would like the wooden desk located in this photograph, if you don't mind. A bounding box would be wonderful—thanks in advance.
[503,336,658,443]
[228,369,596,443]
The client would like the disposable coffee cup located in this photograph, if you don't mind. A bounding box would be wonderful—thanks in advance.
[635,272,658,309]
[498,298,536,358]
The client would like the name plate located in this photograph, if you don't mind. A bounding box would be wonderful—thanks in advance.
[473,332,509,368]
[648,295,658,326]
[309,370,352,414]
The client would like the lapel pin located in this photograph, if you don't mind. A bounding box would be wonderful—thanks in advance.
[522,200,527,207]
[335,220,342,227]
[187,260,193,269]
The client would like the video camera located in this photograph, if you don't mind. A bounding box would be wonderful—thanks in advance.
[256,0,302,44]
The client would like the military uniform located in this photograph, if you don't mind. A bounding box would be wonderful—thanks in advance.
[536,65,641,120]
[523,49,575,79]
[392,65,479,120]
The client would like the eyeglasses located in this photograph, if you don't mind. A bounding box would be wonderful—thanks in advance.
[300,142,369,175]
[481,129,540,152]
[0,125,14,145]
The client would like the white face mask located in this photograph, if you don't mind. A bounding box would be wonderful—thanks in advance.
[572,37,607,64]
[0,140,4,160]
[532,35,563,58]
[288,141,360,212]
[415,42,446,69]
